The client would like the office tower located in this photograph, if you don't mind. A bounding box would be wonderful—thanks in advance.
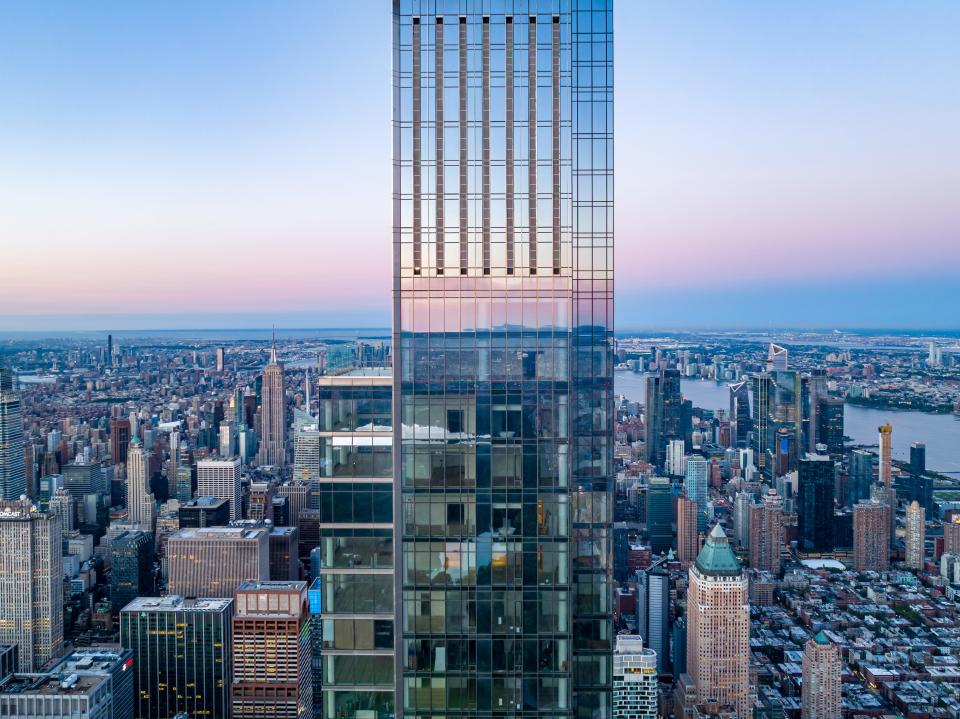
[665,438,686,477]
[109,418,131,467]
[50,648,136,719]
[219,420,236,457]
[751,373,771,477]
[293,422,321,482]
[905,500,925,570]
[684,456,708,530]
[257,340,287,467]
[178,496,231,528]
[197,456,241,521]
[126,437,156,530]
[676,494,699,566]
[0,671,118,718]
[945,516,960,555]
[870,481,898,549]
[749,489,784,574]
[0,500,63,671]
[848,449,874,507]
[816,396,845,455]
[647,477,673,554]
[0,368,25,501]
[111,530,154,612]
[316,369,394,716]
[645,569,670,674]
[167,526,269,598]
[49,487,76,536]
[767,343,788,371]
[728,380,752,448]
[798,455,835,553]
[231,581,312,718]
[276,481,312,526]
[733,491,752,548]
[216,346,225,372]
[928,341,942,366]
[645,369,682,468]
[686,525,751,718]
[806,368,826,453]
[394,2,613,714]
[853,499,890,572]
[612,635,658,719]
[121,596,234,719]
[801,632,841,719]
[878,422,893,487]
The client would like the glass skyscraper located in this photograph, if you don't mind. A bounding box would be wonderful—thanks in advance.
[392,1,613,716]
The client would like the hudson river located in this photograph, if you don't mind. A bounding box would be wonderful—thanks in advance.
[615,372,960,474]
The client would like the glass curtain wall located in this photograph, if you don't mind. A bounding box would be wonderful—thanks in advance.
[393,1,613,717]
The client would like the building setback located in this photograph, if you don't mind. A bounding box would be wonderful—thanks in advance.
[0,499,63,671]
[685,525,752,718]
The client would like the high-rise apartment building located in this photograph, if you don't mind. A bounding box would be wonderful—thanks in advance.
[848,449,874,507]
[676,494,699,566]
[0,367,26,500]
[816,396,845,455]
[197,456,242,521]
[644,569,671,675]
[728,380,752,449]
[121,595,233,719]
[0,500,63,671]
[944,516,960,555]
[853,499,890,572]
[905,500,925,570]
[749,489,784,574]
[166,526,269,598]
[733,491,752,549]
[801,632,841,719]
[684,456,709,531]
[316,370,394,717]
[798,454,834,553]
[686,525,752,718]
[612,635,658,719]
[878,422,893,487]
[393,1,614,714]
[665,438,686,477]
[257,343,287,467]
[126,437,156,530]
[232,581,312,718]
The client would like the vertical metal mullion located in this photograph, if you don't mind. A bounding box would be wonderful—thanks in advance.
[505,16,514,275]
[528,16,537,274]
[436,16,445,274]
[552,16,561,275]
[482,17,491,275]
[459,17,468,275]
[412,18,421,275]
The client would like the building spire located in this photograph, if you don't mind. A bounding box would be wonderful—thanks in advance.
[270,326,277,364]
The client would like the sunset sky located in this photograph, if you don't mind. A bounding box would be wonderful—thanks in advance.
[1,1,958,330]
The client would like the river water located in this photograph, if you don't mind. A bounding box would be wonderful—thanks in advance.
[614,371,960,474]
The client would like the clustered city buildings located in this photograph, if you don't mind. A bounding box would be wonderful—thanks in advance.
[0,1,959,718]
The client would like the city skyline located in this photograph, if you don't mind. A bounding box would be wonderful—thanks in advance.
[2,1,959,330]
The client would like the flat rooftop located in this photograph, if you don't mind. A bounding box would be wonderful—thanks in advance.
[0,673,105,696]
[237,580,306,591]
[170,527,266,540]
[121,595,233,613]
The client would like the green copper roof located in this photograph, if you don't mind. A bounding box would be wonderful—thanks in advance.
[814,631,830,645]
[694,524,742,577]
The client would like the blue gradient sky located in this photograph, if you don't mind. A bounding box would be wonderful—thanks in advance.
[1,1,958,330]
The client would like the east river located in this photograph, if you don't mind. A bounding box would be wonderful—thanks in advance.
[614,371,960,474]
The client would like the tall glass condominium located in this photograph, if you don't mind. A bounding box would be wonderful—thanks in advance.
[392,2,614,717]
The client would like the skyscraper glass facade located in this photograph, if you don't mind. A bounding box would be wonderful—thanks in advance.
[392,1,613,715]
